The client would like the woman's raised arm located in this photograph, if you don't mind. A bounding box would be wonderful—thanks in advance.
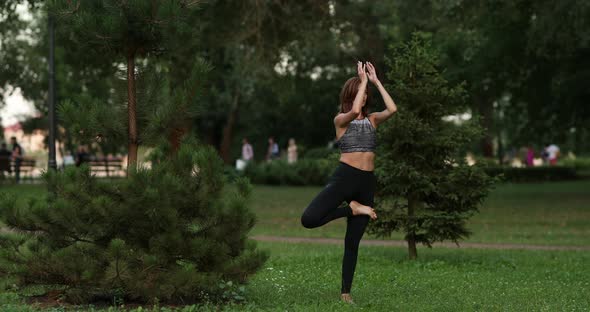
[334,62,368,128]
[367,62,397,127]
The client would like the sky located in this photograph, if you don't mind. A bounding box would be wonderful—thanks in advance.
[1,4,37,127]
[1,90,36,127]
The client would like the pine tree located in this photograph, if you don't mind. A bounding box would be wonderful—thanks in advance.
[0,3,268,303]
[0,59,267,302]
[0,139,267,303]
[368,33,495,260]
[49,0,202,169]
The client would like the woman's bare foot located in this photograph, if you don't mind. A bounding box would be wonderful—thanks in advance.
[350,201,377,220]
[341,293,354,304]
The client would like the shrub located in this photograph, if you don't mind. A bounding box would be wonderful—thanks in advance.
[294,158,338,185]
[0,142,268,304]
[302,147,338,160]
[243,155,339,186]
[243,161,304,185]
[484,166,579,182]
[224,165,241,182]
[560,157,590,170]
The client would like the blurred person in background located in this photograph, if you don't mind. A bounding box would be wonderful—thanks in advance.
[546,143,560,165]
[10,137,23,183]
[242,138,254,162]
[542,144,550,164]
[75,145,90,167]
[237,138,254,171]
[287,138,298,164]
[0,142,12,177]
[526,145,535,167]
[266,136,279,161]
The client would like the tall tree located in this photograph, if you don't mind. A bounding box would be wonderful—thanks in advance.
[369,33,494,259]
[50,1,203,168]
[1,1,119,157]
[174,1,401,162]
[399,0,590,155]
[444,0,533,158]
[190,0,335,162]
[1,4,267,303]
[511,0,590,152]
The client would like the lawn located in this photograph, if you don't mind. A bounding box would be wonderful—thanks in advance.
[250,180,590,246]
[0,184,47,203]
[1,181,589,310]
[1,242,589,311]
[2,180,590,246]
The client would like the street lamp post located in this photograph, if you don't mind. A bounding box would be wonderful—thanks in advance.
[48,13,57,170]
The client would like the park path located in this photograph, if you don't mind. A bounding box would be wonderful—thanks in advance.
[252,235,590,251]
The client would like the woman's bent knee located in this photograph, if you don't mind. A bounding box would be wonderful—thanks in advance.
[301,213,318,229]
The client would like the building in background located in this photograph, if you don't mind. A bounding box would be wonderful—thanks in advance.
[2,122,46,153]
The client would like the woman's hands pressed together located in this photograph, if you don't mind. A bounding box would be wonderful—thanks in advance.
[366,62,379,85]
[357,61,368,83]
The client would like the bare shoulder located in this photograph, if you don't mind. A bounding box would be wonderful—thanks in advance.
[334,113,348,128]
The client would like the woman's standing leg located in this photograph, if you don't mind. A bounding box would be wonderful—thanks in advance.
[341,214,370,294]
[341,173,376,294]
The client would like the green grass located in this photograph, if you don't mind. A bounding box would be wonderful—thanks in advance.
[2,242,589,311]
[0,184,47,202]
[1,182,589,310]
[468,181,590,246]
[250,180,590,246]
[2,180,590,246]
[242,242,590,311]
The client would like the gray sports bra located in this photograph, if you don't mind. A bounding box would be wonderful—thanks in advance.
[337,117,377,153]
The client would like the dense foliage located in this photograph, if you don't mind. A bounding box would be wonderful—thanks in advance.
[0,2,269,305]
[485,166,578,182]
[2,1,589,158]
[0,141,268,304]
[241,163,584,186]
[242,156,338,186]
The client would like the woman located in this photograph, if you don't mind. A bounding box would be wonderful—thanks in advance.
[300,61,397,304]
[266,136,279,161]
[287,138,298,164]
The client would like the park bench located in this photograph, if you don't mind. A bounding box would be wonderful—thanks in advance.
[88,157,126,177]
[0,156,11,179]
[0,156,36,181]
[17,158,37,179]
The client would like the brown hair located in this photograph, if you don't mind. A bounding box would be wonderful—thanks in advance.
[339,77,369,117]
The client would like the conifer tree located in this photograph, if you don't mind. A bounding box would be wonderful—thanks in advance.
[368,33,495,259]
[0,60,268,303]
[0,140,268,303]
[0,3,268,303]
[49,0,202,168]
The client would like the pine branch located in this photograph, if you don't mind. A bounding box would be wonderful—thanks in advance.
[67,234,96,245]
[59,0,81,15]
[180,0,202,8]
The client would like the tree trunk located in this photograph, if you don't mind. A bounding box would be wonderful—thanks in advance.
[497,129,504,165]
[478,97,494,158]
[169,126,188,155]
[127,48,138,171]
[407,197,418,260]
[220,93,240,164]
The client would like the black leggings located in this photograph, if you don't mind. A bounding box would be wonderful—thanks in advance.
[301,162,376,294]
